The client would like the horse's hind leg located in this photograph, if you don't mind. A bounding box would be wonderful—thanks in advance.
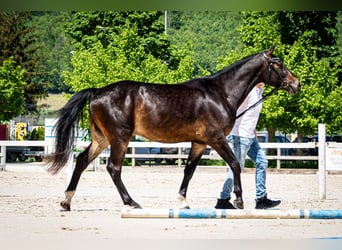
[60,141,107,211]
[178,142,206,209]
[60,147,89,211]
[60,123,108,211]
[106,139,141,208]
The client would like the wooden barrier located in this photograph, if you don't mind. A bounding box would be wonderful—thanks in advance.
[121,208,342,219]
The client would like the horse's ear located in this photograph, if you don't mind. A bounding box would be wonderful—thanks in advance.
[265,45,276,57]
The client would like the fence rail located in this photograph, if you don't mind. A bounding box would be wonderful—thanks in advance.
[0,140,318,170]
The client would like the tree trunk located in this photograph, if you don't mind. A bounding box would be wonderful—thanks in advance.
[267,128,276,155]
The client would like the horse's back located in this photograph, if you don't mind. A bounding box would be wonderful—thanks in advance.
[89,79,229,143]
[93,79,209,109]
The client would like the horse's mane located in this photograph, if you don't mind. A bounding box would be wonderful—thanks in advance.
[210,53,259,78]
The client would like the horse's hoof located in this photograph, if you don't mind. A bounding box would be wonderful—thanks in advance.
[177,195,190,209]
[128,201,142,209]
[60,201,71,211]
[180,205,191,209]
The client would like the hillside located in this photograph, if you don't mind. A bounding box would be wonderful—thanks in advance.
[37,94,67,114]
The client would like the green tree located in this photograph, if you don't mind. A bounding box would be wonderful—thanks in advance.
[64,22,194,92]
[217,11,342,138]
[0,11,47,114]
[278,11,339,59]
[65,11,180,69]
[28,12,74,93]
[64,16,195,128]
[168,11,242,75]
[337,11,342,56]
[275,11,340,136]
[0,58,26,122]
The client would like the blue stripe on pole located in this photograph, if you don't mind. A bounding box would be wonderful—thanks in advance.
[309,210,342,219]
[121,209,342,219]
[177,209,218,218]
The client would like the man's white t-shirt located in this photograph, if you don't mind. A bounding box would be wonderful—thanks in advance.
[230,86,263,138]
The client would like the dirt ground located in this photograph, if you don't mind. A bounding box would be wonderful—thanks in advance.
[0,163,341,248]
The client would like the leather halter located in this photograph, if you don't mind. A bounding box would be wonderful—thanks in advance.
[262,52,289,89]
[235,53,286,119]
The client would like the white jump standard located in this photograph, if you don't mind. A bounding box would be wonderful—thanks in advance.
[121,209,342,219]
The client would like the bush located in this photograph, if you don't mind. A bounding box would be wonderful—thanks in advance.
[27,127,45,140]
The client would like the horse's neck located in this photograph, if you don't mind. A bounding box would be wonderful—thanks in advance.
[235,78,261,108]
[219,56,264,109]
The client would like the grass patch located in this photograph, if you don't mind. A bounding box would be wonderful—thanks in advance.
[37,94,67,114]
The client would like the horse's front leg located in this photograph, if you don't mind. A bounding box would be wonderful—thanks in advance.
[178,142,206,209]
[107,164,141,208]
[178,164,197,209]
[231,161,242,204]
[209,137,243,203]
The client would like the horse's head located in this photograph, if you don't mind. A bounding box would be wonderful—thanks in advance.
[262,45,301,94]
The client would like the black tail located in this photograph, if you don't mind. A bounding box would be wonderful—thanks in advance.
[46,88,97,174]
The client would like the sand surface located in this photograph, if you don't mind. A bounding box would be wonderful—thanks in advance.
[0,163,341,245]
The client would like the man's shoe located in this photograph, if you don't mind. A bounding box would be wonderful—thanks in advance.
[215,198,236,209]
[255,195,281,209]
[233,199,244,209]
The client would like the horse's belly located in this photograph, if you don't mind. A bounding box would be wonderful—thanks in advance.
[134,122,204,143]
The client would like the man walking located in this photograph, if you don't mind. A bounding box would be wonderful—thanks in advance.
[215,83,281,209]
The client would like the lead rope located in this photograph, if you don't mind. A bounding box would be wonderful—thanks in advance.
[235,87,279,119]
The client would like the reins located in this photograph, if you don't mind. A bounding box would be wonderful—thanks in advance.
[235,52,283,119]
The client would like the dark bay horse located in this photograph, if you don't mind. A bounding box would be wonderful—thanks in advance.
[47,45,300,210]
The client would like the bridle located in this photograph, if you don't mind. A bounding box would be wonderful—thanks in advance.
[235,52,288,119]
[262,52,290,90]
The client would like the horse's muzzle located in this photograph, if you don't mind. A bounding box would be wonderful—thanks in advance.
[283,80,301,95]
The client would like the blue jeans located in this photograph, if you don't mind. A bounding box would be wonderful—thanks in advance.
[219,135,268,200]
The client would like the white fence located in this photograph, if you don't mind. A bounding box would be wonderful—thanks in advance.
[0,139,318,170]
[98,141,318,169]
[1,124,341,200]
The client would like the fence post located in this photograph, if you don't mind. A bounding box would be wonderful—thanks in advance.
[132,146,136,167]
[177,146,182,168]
[93,158,98,171]
[0,145,6,171]
[318,123,326,200]
[276,148,281,169]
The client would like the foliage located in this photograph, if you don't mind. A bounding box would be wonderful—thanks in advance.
[0,11,47,114]
[0,58,26,122]
[27,126,45,140]
[28,12,74,93]
[167,11,242,75]
[3,10,341,137]
[274,11,340,135]
[65,11,180,68]
[278,11,339,59]
[217,11,342,136]
[337,11,342,56]
[239,11,281,51]
[64,16,195,128]
[64,23,194,92]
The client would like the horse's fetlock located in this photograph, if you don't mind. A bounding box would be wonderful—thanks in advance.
[177,195,190,209]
